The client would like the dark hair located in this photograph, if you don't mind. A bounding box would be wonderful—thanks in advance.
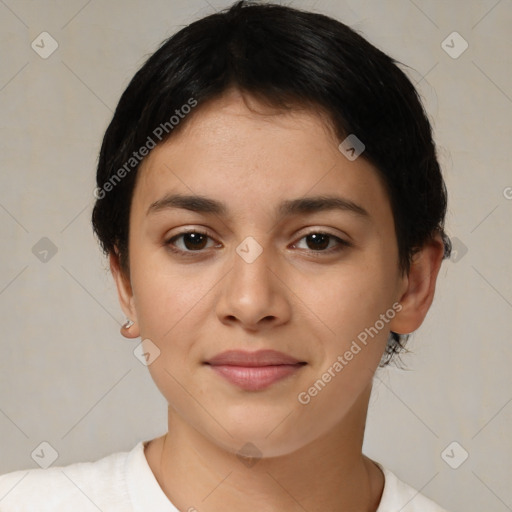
[92,0,451,366]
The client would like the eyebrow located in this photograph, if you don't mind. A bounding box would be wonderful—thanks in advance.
[147,193,370,220]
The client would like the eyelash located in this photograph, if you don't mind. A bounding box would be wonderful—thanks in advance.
[164,229,351,258]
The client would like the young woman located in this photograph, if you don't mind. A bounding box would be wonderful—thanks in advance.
[0,1,452,510]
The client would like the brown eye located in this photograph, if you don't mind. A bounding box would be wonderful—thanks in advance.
[293,232,350,254]
[166,230,219,254]
[305,233,330,250]
[180,232,208,250]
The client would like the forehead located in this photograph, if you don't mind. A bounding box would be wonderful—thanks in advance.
[132,90,392,225]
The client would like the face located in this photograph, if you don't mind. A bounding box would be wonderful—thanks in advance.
[115,89,413,457]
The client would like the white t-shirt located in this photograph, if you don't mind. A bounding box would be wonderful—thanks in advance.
[0,440,449,511]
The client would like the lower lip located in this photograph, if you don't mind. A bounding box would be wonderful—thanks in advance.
[207,364,304,391]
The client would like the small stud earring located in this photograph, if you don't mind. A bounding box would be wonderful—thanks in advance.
[123,319,134,329]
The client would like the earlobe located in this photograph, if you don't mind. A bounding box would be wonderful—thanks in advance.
[109,250,140,339]
[120,318,139,339]
[389,234,445,336]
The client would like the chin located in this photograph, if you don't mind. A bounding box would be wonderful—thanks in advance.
[197,413,319,460]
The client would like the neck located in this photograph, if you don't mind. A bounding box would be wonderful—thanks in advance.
[145,383,384,512]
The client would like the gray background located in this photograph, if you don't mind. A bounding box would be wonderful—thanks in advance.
[1,1,511,511]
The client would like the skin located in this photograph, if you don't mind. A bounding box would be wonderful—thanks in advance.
[110,88,445,512]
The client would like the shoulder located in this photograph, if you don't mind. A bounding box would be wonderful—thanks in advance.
[376,462,450,512]
[0,443,139,512]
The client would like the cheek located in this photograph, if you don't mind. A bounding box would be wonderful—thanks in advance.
[129,258,212,406]
[301,261,399,397]
[129,243,203,342]
[292,269,394,428]
[304,261,396,340]
[132,269,206,342]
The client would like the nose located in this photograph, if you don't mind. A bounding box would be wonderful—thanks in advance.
[215,241,292,332]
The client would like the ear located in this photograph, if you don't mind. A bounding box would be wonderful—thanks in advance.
[109,249,140,339]
[389,233,445,335]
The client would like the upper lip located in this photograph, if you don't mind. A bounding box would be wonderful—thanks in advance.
[205,349,305,367]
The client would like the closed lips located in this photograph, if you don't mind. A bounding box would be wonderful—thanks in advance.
[204,349,307,391]
[204,349,306,367]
